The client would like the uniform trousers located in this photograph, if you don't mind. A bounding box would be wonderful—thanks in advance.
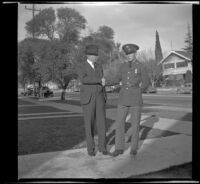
[115,105,142,151]
[82,90,106,153]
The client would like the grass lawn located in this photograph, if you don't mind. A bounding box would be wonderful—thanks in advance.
[18,106,67,114]
[18,117,115,155]
[52,99,116,109]
[18,99,35,105]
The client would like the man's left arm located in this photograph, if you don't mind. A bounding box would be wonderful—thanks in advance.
[140,64,150,93]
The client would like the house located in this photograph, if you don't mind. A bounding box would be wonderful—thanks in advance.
[158,50,192,85]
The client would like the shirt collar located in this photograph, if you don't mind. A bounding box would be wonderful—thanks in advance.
[87,59,95,68]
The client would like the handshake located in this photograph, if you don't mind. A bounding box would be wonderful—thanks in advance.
[101,77,106,86]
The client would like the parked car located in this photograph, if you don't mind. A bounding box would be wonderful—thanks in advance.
[21,87,34,96]
[177,83,192,94]
[40,86,54,98]
[143,86,157,93]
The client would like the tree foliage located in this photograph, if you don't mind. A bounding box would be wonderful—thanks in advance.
[56,7,87,43]
[25,7,56,40]
[182,24,193,57]
[155,30,163,63]
[23,7,87,100]
[97,25,114,40]
[18,39,36,86]
[138,49,162,87]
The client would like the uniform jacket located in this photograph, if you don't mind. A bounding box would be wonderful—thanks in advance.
[106,60,149,106]
[76,61,107,105]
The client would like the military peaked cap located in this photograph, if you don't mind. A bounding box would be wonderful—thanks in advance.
[122,44,139,54]
[85,44,98,56]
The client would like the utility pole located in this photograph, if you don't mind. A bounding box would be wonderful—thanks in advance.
[25,4,41,39]
[25,4,41,96]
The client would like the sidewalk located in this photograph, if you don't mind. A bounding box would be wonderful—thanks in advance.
[18,97,192,179]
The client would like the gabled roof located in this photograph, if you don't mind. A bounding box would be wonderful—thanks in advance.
[174,51,192,60]
[158,50,192,65]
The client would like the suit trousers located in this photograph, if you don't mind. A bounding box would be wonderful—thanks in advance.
[82,91,106,153]
[115,105,142,151]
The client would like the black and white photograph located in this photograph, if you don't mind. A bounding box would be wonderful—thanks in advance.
[17,1,196,180]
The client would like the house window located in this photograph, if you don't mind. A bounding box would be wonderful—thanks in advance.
[164,63,175,69]
[176,61,188,68]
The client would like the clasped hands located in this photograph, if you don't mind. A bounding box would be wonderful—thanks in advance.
[101,77,106,86]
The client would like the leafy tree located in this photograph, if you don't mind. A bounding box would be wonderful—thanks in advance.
[23,7,87,100]
[182,24,193,58]
[138,49,162,87]
[34,40,77,100]
[18,40,36,89]
[18,38,52,97]
[25,7,56,40]
[97,25,114,40]
[56,7,87,43]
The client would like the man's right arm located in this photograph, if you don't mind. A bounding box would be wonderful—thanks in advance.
[105,65,122,86]
[76,64,101,84]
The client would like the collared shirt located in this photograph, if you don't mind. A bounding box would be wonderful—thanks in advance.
[87,59,95,69]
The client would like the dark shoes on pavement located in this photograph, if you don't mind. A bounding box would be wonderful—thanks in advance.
[112,149,124,157]
[88,151,96,156]
[130,150,137,159]
[112,149,137,157]
[130,150,137,155]
[88,149,110,156]
[99,150,110,155]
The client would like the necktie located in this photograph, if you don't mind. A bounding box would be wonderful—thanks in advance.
[94,62,97,70]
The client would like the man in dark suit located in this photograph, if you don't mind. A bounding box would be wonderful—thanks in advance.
[104,43,149,158]
[76,44,108,156]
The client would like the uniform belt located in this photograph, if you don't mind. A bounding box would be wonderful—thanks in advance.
[122,84,139,88]
[82,82,102,86]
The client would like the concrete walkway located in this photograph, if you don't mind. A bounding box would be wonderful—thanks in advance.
[18,97,192,179]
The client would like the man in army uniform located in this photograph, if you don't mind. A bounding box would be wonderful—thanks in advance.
[76,44,108,156]
[104,43,149,157]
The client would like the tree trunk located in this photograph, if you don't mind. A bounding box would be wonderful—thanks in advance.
[33,82,36,96]
[23,83,26,92]
[61,89,66,100]
[38,80,41,98]
[151,78,155,88]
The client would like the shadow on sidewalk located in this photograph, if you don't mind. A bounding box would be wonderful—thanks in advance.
[106,113,192,178]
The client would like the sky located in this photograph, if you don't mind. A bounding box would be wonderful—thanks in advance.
[18,2,193,54]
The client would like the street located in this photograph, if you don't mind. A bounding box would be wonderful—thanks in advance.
[143,94,192,108]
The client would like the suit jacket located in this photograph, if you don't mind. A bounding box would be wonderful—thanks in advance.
[106,60,149,106]
[76,61,107,105]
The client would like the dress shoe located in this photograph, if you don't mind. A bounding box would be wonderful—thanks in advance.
[99,150,109,155]
[130,150,137,158]
[88,151,95,156]
[112,149,124,157]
